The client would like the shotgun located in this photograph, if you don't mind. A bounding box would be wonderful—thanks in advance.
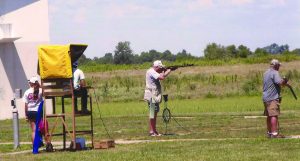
[284,73,297,100]
[286,84,297,100]
[164,64,194,71]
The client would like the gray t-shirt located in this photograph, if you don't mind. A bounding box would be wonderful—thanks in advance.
[262,68,282,102]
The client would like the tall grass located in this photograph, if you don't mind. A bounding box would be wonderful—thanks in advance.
[85,61,300,103]
[81,54,300,72]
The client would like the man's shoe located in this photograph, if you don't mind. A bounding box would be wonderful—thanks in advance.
[154,132,162,136]
[39,142,44,148]
[267,132,272,138]
[75,111,81,114]
[81,109,91,114]
[46,143,53,152]
[149,132,162,137]
[270,134,285,138]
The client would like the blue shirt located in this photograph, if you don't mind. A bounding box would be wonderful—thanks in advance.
[262,68,282,102]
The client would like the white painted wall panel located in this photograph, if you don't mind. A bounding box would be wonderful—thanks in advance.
[0,0,51,120]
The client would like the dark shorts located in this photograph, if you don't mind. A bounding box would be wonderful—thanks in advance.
[26,111,38,121]
[147,102,160,113]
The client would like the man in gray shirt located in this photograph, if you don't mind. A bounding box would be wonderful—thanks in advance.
[263,59,288,138]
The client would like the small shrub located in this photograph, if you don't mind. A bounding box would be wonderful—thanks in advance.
[242,79,259,95]
[205,92,217,98]
[101,82,109,98]
[189,83,197,91]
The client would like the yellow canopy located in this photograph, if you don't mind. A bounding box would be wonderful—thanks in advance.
[38,44,87,79]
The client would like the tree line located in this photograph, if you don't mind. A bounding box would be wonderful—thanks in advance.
[78,41,300,65]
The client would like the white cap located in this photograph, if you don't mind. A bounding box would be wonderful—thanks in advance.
[28,76,39,84]
[153,60,165,68]
[270,59,281,66]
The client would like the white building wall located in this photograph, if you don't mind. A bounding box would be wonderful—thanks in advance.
[0,0,51,120]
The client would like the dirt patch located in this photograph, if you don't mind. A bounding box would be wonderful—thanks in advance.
[244,116,266,119]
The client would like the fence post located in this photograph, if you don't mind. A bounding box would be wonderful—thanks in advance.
[12,89,22,149]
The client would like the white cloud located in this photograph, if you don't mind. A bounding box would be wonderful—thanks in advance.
[103,3,153,18]
[257,0,287,9]
[274,0,287,5]
[186,0,214,11]
[73,8,87,24]
[49,0,96,24]
[230,0,253,5]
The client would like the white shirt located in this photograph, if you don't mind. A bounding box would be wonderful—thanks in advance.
[73,68,85,89]
[144,68,162,102]
[145,68,160,89]
[22,88,43,112]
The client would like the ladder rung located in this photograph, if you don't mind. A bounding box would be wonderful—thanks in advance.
[46,114,66,118]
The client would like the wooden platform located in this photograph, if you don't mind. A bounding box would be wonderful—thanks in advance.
[94,139,115,149]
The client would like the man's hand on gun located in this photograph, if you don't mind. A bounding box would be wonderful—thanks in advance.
[167,66,178,71]
[283,76,297,100]
[283,76,289,85]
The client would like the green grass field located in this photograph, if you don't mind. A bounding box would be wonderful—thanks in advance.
[1,95,300,160]
[3,139,300,161]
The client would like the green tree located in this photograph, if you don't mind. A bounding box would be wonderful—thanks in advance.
[103,53,114,63]
[114,41,134,64]
[291,48,300,55]
[149,49,161,60]
[161,50,175,61]
[78,54,91,64]
[254,48,268,57]
[93,53,114,64]
[139,51,153,62]
[132,54,142,64]
[139,50,162,63]
[176,49,195,60]
[263,43,289,54]
[237,45,251,58]
[101,53,114,64]
[204,43,226,60]
[225,45,237,58]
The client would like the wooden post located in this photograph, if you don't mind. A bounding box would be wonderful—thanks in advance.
[71,79,76,150]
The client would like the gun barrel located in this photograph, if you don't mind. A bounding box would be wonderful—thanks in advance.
[287,84,297,100]
[166,64,194,69]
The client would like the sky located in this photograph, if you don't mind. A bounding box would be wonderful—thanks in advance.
[48,0,300,58]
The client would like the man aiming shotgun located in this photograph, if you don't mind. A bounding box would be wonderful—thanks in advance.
[143,61,194,136]
[262,59,292,138]
[144,60,173,136]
